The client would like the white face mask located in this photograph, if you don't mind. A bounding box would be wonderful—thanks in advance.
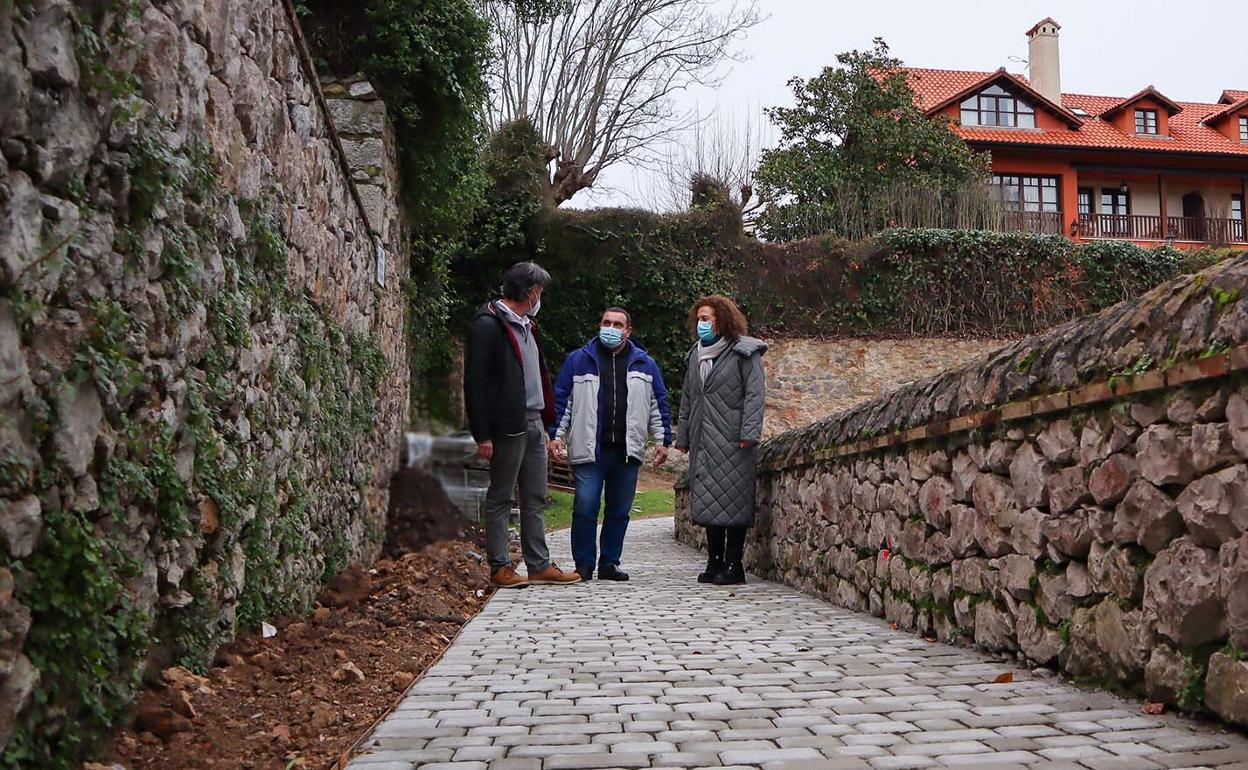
[527,294,542,317]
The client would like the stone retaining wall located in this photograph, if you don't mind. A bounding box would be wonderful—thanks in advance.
[763,337,1010,439]
[677,255,1248,725]
[1,0,407,756]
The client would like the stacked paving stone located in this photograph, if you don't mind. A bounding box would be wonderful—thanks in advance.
[678,254,1248,726]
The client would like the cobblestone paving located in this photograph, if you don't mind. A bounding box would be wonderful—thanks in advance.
[348,518,1248,770]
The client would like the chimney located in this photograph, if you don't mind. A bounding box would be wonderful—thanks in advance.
[1026,17,1062,105]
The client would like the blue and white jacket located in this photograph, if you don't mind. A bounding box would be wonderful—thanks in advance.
[550,338,673,465]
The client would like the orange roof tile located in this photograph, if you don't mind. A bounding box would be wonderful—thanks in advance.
[903,67,1248,157]
[1221,90,1248,104]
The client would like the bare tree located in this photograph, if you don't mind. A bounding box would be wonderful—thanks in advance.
[651,105,771,224]
[481,0,762,205]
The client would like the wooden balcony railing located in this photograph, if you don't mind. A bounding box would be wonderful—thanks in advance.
[1078,214,1247,244]
[998,210,1065,235]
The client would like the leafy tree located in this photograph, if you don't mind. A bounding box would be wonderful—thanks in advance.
[755,38,990,241]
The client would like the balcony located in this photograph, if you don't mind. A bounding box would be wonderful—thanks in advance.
[998,210,1065,235]
[1078,214,1247,244]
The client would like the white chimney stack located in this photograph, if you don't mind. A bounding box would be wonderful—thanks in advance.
[1027,18,1062,105]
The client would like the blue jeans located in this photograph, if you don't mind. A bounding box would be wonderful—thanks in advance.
[571,446,641,568]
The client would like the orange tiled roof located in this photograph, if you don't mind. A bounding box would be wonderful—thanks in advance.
[903,67,1248,157]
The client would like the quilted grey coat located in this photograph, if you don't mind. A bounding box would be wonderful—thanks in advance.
[675,336,767,528]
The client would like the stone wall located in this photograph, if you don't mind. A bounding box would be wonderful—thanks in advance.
[0,0,407,759]
[763,337,1009,439]
[677,255,1248,725]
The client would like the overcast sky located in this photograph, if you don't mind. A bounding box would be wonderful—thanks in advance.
[568,0,1248,210]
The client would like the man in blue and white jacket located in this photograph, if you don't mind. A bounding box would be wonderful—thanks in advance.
[549,307,672,581]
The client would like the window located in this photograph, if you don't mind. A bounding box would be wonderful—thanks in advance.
[961,85,1037,128]
[1101,189,1130,216]
[1234,195,1245,242]
[1077,187,1094,217]
[1240,116,1248,143]
[1135,109,1159,134]
[1100,188,1131,236]
[991,175,1060,211]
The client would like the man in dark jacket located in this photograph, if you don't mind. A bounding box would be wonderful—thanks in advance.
[549,307,672,581]
[464,262,581,588]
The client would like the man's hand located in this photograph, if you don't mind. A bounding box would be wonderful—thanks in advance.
[676,445,689,454]
[739,440,758,449]
[653,445,670,468]
[549,439,566,462]
[477,440,494,461]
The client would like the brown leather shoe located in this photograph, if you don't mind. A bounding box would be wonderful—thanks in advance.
[528,563,582,585]
[490,565,529,589]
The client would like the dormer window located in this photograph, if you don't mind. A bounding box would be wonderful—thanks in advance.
[961,85,1036,128]
[1240,116,1248,142]
[1135,109,1159,134]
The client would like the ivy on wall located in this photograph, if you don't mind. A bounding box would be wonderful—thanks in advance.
[1,37,390,770]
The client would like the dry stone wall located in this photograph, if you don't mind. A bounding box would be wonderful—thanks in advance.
[677,255,1248,725]
[0,0,407,760]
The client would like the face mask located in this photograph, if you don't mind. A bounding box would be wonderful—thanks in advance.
[697,320,718,344]
[527,295,541,317]
[599,326,625,348]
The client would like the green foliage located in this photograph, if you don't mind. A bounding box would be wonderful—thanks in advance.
[2,508,151,769]
[756,38,990,241]
[1177,654,1209,713]
[740,228,1191,336]
[450,124,740,406]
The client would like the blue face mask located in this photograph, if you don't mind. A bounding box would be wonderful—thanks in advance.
[697,320,718,344]
[599,326,625,349]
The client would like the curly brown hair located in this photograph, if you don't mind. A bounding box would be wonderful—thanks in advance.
[688,294,748,341]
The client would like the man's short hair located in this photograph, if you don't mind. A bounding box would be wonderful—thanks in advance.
[603,306,632,328]
[501,262,552,301]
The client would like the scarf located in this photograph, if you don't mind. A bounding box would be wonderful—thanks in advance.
[698,337,731,384]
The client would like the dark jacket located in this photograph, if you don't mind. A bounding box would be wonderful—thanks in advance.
[464,302,555,443]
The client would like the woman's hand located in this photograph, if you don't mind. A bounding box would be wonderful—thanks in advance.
[675,445,689,454]
[477,440,494,461]
[739,440,758,449]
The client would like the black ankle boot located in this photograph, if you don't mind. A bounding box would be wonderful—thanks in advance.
[698,556,723,583]
[713,561,746,586]
[575,563,594,581]
[598,563,629,581]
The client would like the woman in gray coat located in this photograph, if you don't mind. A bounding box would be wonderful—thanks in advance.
[675,295,767,585]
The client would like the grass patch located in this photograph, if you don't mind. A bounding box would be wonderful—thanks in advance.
[544,488,676,531]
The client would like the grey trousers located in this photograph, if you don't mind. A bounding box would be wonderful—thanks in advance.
[484,414,552,573]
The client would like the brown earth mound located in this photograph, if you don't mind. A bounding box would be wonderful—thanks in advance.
[106,466,493,770]
[384,465,484,556]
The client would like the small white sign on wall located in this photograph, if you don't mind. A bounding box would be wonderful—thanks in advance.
[375,237,386,287]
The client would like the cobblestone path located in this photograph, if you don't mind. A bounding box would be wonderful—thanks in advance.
[348,518,1248,770]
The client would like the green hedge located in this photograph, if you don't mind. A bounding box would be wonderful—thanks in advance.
[739,229,1234,336]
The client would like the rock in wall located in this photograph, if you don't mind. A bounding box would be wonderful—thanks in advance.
[677,254,1248,725]
[0,0,407,760]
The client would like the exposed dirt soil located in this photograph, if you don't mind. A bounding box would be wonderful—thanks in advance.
[105,467,491,770]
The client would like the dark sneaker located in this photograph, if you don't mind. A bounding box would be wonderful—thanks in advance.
[597,563,629,581]
[575,563,595,581]
[490,564,529,589]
